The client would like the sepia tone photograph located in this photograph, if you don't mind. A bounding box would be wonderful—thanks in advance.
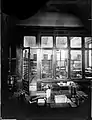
[1,0,92,120]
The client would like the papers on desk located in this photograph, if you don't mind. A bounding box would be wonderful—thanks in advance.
[57,81,76,86]
[55,95,67,103]
[38,98,45,106]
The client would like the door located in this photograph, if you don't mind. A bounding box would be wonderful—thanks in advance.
[22,47,30,95]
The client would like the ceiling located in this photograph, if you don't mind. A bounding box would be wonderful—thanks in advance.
[2,0,91,19]
[2,0,49,19]
[2,0,91,31]
[18,12,83,27]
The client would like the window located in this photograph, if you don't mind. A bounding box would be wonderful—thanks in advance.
[85,50,92,78]
[23,49,29,58]
[41,36,53,48]
[23,49,29,80]
[56,37,67,48]
[24,36,36,48]
[70,37,81,48]
[30,49,37,76]
[85,37,92,48]
[89,50,92,67]
[70,50,82,78]
[22,35,92,80]
[41,50,53,78]
[23,36,37,78]
[85,37,92,78]
[30,49,37,60]
[56,49,68,79]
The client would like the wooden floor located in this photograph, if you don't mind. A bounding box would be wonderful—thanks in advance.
[2,96,90,120]
[1,81,91,120]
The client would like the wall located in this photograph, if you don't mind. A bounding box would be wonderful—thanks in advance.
[18,12,83,27]
[2,13,19,96]
[0,13,1,105]
[16,47,23,80]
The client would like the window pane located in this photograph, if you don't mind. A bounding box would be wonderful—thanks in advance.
[23,49,37,79]
[23,49,29,58]
[23,49,29,80]
[24,36,36,48]
[41,50,53,78]
[30,49,37,60]
[70,50,82,78]
[56,49,60,60]
[61,50,68,60]
[41,36,53,48]
[30,49,37,76]
[56,37,67,48]
[56,49,68,79]
[85,50,92,78]
[85,37,92,48]
[70,37,81,48]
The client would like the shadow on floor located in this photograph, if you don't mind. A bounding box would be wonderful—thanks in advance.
[2,97,90,120]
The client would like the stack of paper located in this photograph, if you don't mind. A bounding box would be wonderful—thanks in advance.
[55,95,67,103]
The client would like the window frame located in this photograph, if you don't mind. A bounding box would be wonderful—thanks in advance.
[70,37,82,48]
[70,50,82,79]
[56,36,68,48]
[84,37,92,79]
[23,33,92,81]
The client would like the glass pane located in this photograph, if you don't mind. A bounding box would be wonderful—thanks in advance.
[85,37,92,48]
[61,50,68,60]
[23,49,37,81]
[41,50,53,78]
[41,36,53,48]
[70,50,82,78]
[23,49,29,58]
[24,36,36,48]
[56,49,60,60]
[23,49,29,80]
[56,49,68,79]
[56,37,67,48]
[70,37,81,48]
[85,50,92,78]
[30,49,37,76]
